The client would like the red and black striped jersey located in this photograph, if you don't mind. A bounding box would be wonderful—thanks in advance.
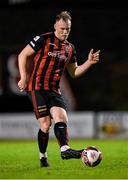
[27,32,77,94]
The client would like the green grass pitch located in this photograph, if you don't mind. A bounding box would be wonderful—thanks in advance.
[0,139,128,179]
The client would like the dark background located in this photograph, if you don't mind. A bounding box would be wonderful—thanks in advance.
[0,0,128,112]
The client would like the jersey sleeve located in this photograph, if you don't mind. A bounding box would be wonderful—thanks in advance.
[29,35,45,52]
[69,44,77,63]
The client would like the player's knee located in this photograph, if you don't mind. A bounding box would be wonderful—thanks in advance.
[40,122,51,132]
[39,118,52,132]
[55,117,68,124]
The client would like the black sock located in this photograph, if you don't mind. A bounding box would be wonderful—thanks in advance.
[54,122,69,147]
[38,129,49,153]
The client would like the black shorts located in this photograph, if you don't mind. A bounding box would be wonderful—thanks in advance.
[28,90,67,119]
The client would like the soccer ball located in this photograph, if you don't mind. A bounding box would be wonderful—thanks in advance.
[81,146,102,167]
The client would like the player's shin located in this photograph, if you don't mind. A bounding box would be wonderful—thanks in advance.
[54,122,70,150]
[38,129,50,167]
[38,129,49,156]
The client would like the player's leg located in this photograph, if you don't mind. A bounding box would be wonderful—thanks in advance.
[38,116,51,167]
[28,90,51,167]
[50,106,68,146]
[50,106,83,159]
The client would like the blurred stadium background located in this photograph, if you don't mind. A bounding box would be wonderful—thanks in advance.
[0,0,128,140]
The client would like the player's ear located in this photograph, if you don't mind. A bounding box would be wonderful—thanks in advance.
[54,23,57,30]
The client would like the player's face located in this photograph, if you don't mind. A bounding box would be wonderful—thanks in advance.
[54,19,71,41]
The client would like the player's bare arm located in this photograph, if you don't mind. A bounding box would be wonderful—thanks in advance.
[67,49,100,78]
[18,44,35,91]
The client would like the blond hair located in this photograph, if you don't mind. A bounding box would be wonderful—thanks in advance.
[55,11,71,22]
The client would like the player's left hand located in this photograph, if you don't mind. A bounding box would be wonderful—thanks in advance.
[88,49,100,64]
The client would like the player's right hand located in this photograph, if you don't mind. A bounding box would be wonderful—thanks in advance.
[18,79,27,92]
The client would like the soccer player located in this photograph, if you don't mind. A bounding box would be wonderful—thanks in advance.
[18,11,100,167]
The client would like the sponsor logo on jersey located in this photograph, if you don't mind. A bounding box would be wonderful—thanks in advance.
[48,51,67,62]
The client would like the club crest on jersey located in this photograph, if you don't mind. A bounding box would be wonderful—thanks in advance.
[65,45,70,53]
